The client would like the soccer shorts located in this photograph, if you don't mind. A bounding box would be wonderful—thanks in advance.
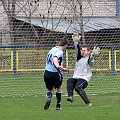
[44,70,63,90]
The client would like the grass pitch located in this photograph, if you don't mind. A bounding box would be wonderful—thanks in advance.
[0,94,120,120]
[0,74,120,120]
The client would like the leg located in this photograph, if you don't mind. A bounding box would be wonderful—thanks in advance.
[67,78,77,102]
[43,71,54,110]
[56,86,62,110]
[44,89,53,110]
[75,79,92,106]
[54,73,63,110]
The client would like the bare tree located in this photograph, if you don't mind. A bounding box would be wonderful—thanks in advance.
[37,0,85,43]
[1,0,86,44]
[1,0,41,46]
[15,0,40,41]
[77,0,85,44]
[1,0,16,45]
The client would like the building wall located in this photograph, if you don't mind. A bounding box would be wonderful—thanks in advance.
[15,0,116,18]
[0,0,119,46]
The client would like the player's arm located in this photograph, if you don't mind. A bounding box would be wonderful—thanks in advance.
[88,54,95,67]
[53,57,70,72]
[88,46,101,66]
[76,43,83,61]
[91,46,100,56]
[72,33,82,61]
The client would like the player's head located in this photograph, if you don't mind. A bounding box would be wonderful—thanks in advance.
[58,37,68,50]
[81,45,90,57]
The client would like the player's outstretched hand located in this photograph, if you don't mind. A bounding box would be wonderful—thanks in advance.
[64,67,70,73]
[58,66,70,73]
[72,33,81,44]
[91,46,100,56]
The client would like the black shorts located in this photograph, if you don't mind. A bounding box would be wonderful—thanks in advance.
[44,70,63,90]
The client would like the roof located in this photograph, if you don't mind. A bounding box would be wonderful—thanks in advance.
[17,16,120,33]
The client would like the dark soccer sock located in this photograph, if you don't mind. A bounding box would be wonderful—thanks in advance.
[56,92,61,107]
[46,91,52,99]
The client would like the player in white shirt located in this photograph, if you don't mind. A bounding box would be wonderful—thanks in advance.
[67,33,100,107]
[44,38,70,110]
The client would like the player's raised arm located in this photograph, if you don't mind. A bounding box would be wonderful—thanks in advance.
[72,33,82,61]
[91,46,100,56]
[89,46,101,66]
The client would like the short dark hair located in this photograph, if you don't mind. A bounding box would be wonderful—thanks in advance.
[82,44,90,51]
[58,37,68,46]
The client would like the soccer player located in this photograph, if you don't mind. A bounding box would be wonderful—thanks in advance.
[66,33,100,107]
[44,37,70,110]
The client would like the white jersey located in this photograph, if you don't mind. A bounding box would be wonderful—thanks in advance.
[45,46,63,72]
[73,56,92,82]
[72,43,93,82]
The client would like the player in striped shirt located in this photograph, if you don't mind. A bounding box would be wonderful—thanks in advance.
[44,38,70,110]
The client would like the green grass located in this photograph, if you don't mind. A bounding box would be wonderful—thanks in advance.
[0,95,120,120]
[0,74,120,120]
[0,74,120,96]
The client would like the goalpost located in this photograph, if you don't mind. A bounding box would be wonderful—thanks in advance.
[0,0,120,97]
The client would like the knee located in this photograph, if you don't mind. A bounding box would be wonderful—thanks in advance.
[57,86,62,92]
[75,86,80,92]
[75,84,83,92]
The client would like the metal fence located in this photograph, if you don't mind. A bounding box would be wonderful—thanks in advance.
[0,46,120,75]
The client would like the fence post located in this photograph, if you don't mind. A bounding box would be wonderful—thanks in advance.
[13,47,16,74]
[111,47,115,75]
[65,50,68,67]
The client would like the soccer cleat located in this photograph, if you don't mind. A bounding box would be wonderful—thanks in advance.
[56,103,62,110]
[44,98,51,110]
[67,96,73,102]
[56,107,62,110]
[87,103,92,107]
